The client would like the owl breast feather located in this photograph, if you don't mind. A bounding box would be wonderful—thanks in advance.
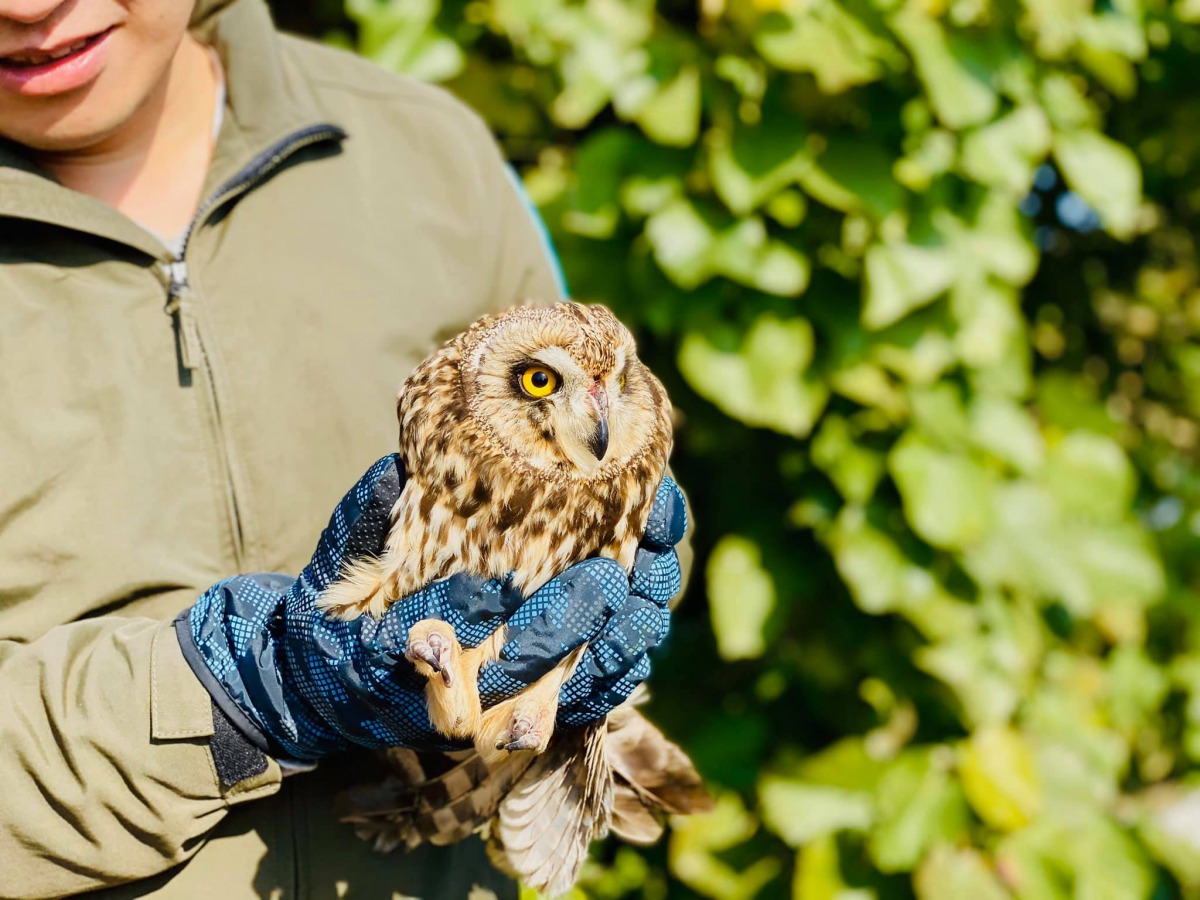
[384,457,659,601]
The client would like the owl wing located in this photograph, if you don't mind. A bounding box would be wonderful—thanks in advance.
[607,703,713,822]
[335,748,536,852]
[493,720,613,898]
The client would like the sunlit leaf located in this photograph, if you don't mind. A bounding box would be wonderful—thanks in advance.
[913,844,1009,900]
[890,10,999,129]
[670,792,783,900]
[754,3,897,93]
[635,65,701,147]
[961,106,1052,194]
[890,435,993,550]
[759,778,874,847]
[1054,128,1142,239]
[678,316,827,436]
[863,242,957,330]
[958,726,1043,831]
[869,748,971,873]
[707,536,775,660]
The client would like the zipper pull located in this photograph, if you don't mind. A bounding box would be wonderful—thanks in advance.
[164,260,203,371]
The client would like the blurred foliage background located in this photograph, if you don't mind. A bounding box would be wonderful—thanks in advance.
[272,0,1200,896]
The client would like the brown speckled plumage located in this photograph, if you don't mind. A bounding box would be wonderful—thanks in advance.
[320,303,708,896]
[321,303,672,618]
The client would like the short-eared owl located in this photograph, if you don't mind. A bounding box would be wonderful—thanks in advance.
[320,303,706,894]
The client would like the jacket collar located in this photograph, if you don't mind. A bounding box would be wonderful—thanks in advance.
[0,0,343,259]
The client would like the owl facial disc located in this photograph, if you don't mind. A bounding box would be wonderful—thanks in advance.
[460,303,667,481]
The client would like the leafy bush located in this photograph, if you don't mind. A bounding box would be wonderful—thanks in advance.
[274,0,1200,896]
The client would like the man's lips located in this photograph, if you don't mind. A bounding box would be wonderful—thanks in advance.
[0,27,114,96]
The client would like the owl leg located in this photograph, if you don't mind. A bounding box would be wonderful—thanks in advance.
[478,644,588,759]
[407,620,507,740]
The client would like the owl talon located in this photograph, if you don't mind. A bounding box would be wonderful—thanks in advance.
[405,639,441,673]
[503,733,546,752]
[404,624,456,681]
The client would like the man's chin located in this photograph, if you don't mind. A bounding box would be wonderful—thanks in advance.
[0,84,137,156]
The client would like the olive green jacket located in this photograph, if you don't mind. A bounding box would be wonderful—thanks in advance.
[0,1,566,896]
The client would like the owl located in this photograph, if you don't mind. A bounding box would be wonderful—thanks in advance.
[319,302,708,893]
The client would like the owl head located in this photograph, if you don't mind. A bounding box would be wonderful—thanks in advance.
[461,303,672,479]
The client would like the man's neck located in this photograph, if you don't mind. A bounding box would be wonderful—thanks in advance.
[34,34,220,242]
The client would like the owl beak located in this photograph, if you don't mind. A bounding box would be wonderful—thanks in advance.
[588,382,609,460]
[589,417,609,460]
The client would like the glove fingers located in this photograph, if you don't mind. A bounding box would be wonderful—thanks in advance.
[630,546,682,607]
[477,557,629,705]
[304,455,405,595]
[556,597,667,711]
[641,476,688,549]
[558,656,653,727]
[342,455,405,561]
[363,572,522,666]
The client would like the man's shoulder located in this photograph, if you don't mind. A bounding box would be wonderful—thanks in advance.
[277,34,488,140]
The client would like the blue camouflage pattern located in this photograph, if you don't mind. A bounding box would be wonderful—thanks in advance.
[183,455,688,761]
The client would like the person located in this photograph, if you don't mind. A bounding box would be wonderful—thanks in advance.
[0,0,691,897]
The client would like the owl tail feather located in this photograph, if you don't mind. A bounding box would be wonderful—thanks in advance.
[316,554,396,620]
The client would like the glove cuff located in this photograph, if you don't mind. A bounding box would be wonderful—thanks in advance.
[174,610,278,757]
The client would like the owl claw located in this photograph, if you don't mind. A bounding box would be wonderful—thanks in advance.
[406,639,441,673]
[495,714,550,753]
[408,628,453,681]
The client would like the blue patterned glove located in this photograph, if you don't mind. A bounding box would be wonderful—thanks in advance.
[177,455,687,762]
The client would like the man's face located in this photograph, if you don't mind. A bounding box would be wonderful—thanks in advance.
[0,0,195,152]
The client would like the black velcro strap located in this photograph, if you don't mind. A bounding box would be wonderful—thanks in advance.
[210,697,269,789]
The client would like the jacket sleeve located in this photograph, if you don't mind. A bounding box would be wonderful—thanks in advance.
[0,617,281,900]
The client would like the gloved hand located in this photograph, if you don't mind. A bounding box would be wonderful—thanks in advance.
[177,454,687,762]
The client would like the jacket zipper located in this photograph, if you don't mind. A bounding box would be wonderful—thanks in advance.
[161,123,347,567]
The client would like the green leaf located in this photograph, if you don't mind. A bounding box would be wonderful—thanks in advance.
[707,536,775,660]
[796,738,891,793]
[826,509,977,639]
[759,779,875,847]
[1070,817,1156,900]
[795,836,879,900]
[635,65,701,147]
[869,748,971,873]
[915,634,1022,726]
[957,726,1043,831]
[811,415,886,504]
[969,397,1046,473]
[669,792,783,900]
[708,112,811,216]
[803,136,907,221]
[1042,432,1134,523]
[890,435,993,550]
[678,316,828,436]
[963,479,1164,616]
[1054,129,1142,239]
[712,218,811,295]
[913,845,1010,900]
[646,199,715,289]
[960,106,1052,195]
[863,243,957,330]
[890,10,999,130]
[754,3,896,93]
[348,0,464,80]
[563,129,636,239]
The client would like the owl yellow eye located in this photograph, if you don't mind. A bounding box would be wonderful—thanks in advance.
[619,373,627,392]
[519,366,559,398]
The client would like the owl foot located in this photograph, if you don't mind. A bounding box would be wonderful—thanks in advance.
[406,619,481,738]
[495,708,553,753]
[478,690,557,759]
